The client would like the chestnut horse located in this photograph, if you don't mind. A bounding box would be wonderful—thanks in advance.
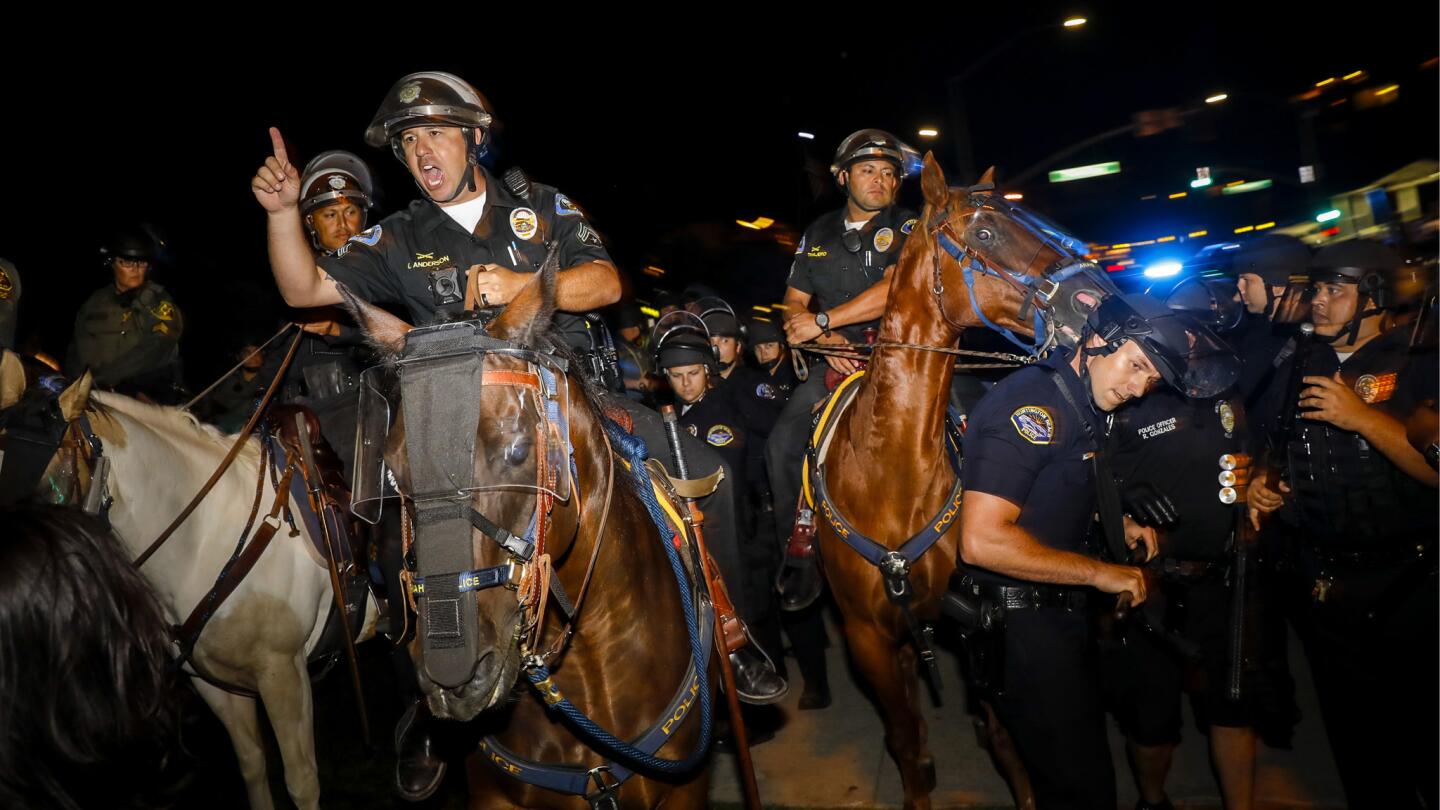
[812,154,1115,809]
[342,263,715,809]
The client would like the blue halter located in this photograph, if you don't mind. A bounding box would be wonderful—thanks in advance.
[928,192,1099,357]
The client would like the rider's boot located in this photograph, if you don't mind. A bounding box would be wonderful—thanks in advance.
[776,505,822,611]
[728,645,788,705]
[395,699,446,802]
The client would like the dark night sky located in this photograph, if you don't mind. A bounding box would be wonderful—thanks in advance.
[3,6,1435,383]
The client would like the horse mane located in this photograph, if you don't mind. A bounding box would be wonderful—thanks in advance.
[90,391,257,459]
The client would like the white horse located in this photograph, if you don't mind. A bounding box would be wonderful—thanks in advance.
[0,353,377,809]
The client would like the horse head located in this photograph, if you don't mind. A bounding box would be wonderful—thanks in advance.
[343,258,599,722]
[909,153,1116,353]
[0,353,109,511]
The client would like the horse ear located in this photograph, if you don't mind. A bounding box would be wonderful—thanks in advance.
[336,283,413,358]
[921,152,949,211]
[0,350,23,409]
[488,247,558,345]
[58,370,92,422]
[978,166,996,186]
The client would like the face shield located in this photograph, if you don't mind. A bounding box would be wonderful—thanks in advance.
[1132,311,1241,399]
[351,348,572,524]
[1163,277,1245,334]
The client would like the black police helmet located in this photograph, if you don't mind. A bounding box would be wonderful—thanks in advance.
[747,317,784,346]
[830,129,923,181]
[651,311,719,373]
[100,229,156,263]
[1087,293,1239,399]
[1234,234,1310,287]
[1163,277,1245,334]
[364,71,494,151]
[1309,240,1402,306]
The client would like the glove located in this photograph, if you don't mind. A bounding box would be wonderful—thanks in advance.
[1122,480,1179,528]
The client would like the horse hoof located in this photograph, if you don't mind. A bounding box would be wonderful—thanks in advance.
[919,757,937,793]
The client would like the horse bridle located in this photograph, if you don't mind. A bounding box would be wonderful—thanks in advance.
[926,186,1100,357]
[0,387,110,517]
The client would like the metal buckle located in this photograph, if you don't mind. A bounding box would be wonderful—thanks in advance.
[583,765,621,809]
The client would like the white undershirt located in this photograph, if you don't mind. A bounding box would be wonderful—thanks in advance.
[843,219,865,231]
[1335,351,1354,364]
[438,191,487,234]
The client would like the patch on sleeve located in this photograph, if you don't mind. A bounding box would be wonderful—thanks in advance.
[755,382,777,400]
[1010,406,1054,445]
[900,218,918,235]
[1353,372,1396,403]
[576,222,604,248]
[706,424,735,447]
[351,225,383,246]
[150,301,176,321]
[0,264,12,300]
[794,234,806,255]
[555,193,582,216]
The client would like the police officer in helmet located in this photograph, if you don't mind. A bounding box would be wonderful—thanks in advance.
[954,293,1236,809]
[653,315,788,704]
[1247,239,1437,809]
[1229,233,1311,404]
[768,129,922,606]
[67,229,185,404]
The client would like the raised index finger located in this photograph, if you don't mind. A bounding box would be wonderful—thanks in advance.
[269,127,290,165]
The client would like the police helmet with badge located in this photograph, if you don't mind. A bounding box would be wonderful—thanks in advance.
[1083,293,1240,400]
[364,71,495,204]
[1163,276,1246,335]
[299,150,376,250]
[1308,239,1403,344]
[830,129,925,186]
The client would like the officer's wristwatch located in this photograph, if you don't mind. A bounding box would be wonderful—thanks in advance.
[815,311,831,333]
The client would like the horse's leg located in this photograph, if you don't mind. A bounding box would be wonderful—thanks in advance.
[845,622,935,810]
[979,699,1035,809]
[256,655,321,810]
[193,680,275,810]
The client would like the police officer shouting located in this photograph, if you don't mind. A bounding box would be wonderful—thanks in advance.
[955,294,1236,809]
[1248,240,1437,809]
[66,229,185,403]
[767,129,921,599]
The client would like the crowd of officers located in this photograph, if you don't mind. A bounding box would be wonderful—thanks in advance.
[18,67,1433,808]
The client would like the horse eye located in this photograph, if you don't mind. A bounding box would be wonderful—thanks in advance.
[504,436,531,466]
[975,228,994,241]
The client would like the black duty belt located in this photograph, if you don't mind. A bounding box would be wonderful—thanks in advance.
[976,582,1089,612]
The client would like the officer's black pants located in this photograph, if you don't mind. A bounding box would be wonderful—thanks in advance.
[992,607,1116,810]
[605,396,763,627]
[1290,557,1438,809]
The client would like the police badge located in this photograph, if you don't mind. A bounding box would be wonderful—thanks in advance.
[1217,400,1236,437]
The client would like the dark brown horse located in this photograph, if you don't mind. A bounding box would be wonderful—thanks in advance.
[813,154,1114,809]
[344,268,713,809]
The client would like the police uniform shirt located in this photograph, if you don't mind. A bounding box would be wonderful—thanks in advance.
[787,205,919,341]
[960,349,1105,585]
[1109,389,1244,562]
[1258,324,1437,546]
[67,281,182,386]
[318,166,612,337]
[716,363,787,437]
[677,391,747,488]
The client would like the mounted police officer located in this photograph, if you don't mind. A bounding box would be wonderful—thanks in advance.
[653,313,788,704]
[1247,239,1437,809]
[252,71,782,784]
[767,129,922,606]
[1101,279,1260,810]
[66,229,185,404]
[953,293,1236,809]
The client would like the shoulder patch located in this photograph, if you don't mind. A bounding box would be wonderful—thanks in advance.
[0,263,11,301]
[873,227,894,253]
[794,234,806,256]
[351,225,382,246]
[755,382,777,400]
[1010,406,1054,445]
[706,424,735,447]
[900,218,918,235]
[150,301,176,321]
[555,193,581,216]
[1353,372,1396,404]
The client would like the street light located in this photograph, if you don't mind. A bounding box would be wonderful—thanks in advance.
[918,127,939,139]
[797,131,815,140]
[1205,93,1228,104]
[946,15,1091,183]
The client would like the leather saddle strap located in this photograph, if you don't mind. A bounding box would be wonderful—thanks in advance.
[175,465,296,658]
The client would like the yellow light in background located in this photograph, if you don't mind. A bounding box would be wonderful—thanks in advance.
[1342,70,1365,81]
[771,303,790,311]
[1157,235,1177,243]
[1003,192,1024,201]
[1063,16,1087,27]
[1255,221,1276,230]
[752,305,772,313]
[1315,77,1336,87]
[1234,225,1255,234]
[1189,230,1209,238]
[1205,93,1228,104]
[642,265,666,277]
[1112,242,1132,249]
[1131,239,1156,247]
[918,128,939,138]
[639,306,660,318]
[736,216,776,230]
[1225,180,1245,188]
[1376,84,1399,96]
[1168,192,1187,199]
